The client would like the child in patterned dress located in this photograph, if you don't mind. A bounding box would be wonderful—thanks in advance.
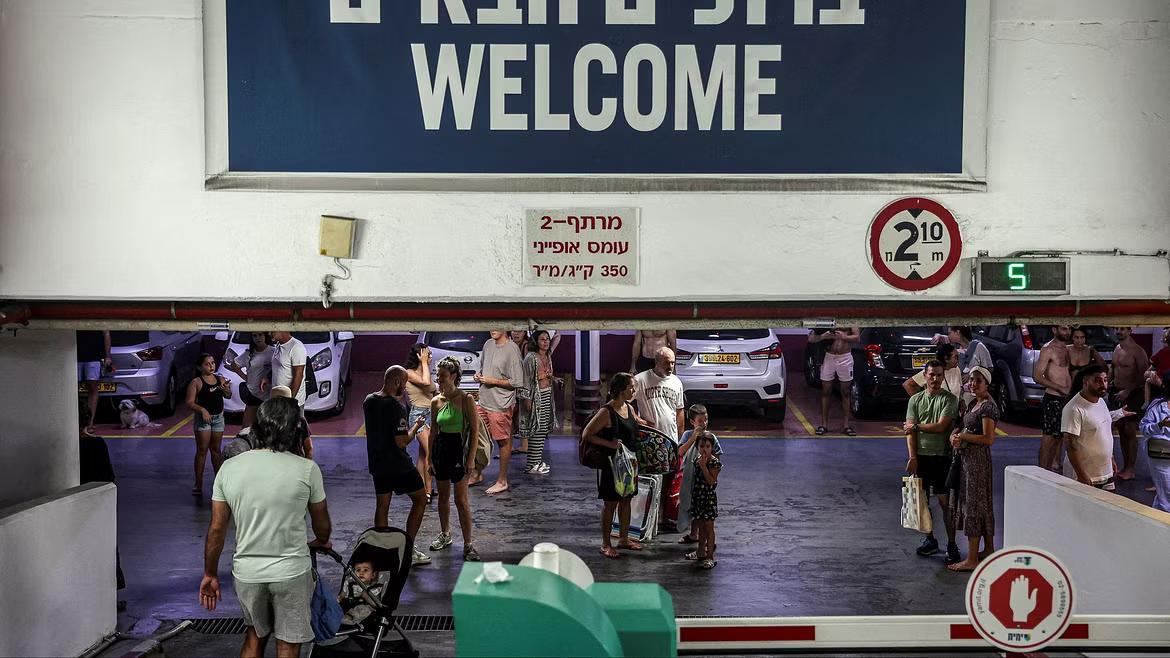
[689,432,722,569]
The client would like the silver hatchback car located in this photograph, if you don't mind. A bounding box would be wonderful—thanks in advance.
[80,330,204,415]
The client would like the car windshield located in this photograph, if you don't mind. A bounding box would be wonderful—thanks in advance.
[426,331,494,353]
[231,332,332,345]
[677,329,770,341]
[110,331,151,347]
[1030,325,1116,349]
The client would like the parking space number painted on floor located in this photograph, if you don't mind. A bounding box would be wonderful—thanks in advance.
[867,197,962,291]
[966,547,1074,652]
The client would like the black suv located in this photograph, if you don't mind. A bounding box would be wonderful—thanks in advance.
[805,326,946,418]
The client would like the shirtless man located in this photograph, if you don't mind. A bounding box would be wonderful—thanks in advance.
[1034,325,1072,472]
[631,330,677,374]
[1111,327,1149,480]
[809,327,861,436]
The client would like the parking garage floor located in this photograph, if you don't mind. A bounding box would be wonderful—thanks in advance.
[93,373,1156,656]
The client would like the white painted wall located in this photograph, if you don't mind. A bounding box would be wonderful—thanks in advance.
[0,483,117,658]
[0,330,79,507]
[1003,466,1170,615]
[0,1,1168,303]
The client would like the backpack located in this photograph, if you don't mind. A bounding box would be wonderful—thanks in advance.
[458,398,492,471]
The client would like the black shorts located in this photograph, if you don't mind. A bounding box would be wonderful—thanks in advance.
[372,465,423,496]
[917,454,951,496]
[240,385,265,407]
[432,432,466,483]
[635,356,655,374]
[1120,389,1146,424]
[1042,393,1067,437]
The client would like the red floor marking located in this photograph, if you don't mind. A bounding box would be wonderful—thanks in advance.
[680,625,816,643]
[950,623,1088,641]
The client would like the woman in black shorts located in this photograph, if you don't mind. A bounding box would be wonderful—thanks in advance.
[582,372,647,559]
[427,357,481,562]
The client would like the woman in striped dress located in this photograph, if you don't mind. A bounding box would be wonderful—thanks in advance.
[520,330,559,474]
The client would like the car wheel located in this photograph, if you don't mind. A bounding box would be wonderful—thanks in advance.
[994,375,1013,420]
[330,379,348,416]
[157,369,178,416]
[761,400,787,423]
[804,351,821,389]
[850,378,874,419]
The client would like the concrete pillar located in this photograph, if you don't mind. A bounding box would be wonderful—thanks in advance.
[0,329,80,506]
[0,330,116,656]
[574,330,601,429]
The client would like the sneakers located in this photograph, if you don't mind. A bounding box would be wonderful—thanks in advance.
[916,535,940,557]
[945,543,962,565]
[525,462,551,475]
[463,544,481,562]
[429,532,453,551]
[412,549,432,566]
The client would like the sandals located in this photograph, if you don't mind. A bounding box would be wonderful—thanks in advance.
[843,426,857,437]
[684,550,702,561]
[618,539,643,551]
[600,546,621,559]
[678,535,699,545]
[699,558,717,569]
[815,426,827,436]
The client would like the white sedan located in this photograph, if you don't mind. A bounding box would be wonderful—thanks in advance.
[675,328,787,422]
[215,331,354,415]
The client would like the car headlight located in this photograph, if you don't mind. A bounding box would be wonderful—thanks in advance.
[310,348,332,371]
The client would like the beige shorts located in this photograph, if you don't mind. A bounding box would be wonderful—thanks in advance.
[820,352,854,382]
[234,569,314,644]
[479,406,514,442]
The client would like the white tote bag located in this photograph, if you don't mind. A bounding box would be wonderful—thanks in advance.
[901,476,933,533]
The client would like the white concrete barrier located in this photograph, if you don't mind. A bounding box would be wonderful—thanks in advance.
[0,483,117,658]
[1003,466,1170,615]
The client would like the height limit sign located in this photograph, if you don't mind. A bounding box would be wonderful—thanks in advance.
[867,197,962,292]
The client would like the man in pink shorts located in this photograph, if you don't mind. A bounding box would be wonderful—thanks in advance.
[474,331,524,494]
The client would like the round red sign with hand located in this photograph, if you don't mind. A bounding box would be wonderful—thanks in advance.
[966,547,1074,652]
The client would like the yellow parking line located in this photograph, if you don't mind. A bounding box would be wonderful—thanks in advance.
[161,415,191,437]
[355,423,366,437]
[995,427,1008,436]
[786,397,817,436]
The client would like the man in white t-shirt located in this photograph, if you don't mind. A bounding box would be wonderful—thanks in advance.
[633,347,686,529]
[271,331,308,407]
[1061,363,1134,490]
[201,397,332,657]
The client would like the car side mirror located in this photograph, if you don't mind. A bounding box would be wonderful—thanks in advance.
[337,331,355,342]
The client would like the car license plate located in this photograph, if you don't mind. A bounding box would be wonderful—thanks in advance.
[79,383,117,393]
[699,353,741,365]
[912,354,932,368]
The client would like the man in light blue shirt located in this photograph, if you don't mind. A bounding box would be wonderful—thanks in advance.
[1138,384,1170,513]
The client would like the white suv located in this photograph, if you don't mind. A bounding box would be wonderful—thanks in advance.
[420,331,492,393]
[675,328,787,422]
[216,331,354,415]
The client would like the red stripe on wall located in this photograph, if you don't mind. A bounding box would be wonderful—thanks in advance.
[680,625,816,643]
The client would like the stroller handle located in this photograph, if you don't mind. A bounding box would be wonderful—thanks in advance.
[310,545,344,564]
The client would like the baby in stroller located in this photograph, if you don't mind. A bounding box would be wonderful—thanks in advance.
[314,527,418,658]
[338,561,383,627]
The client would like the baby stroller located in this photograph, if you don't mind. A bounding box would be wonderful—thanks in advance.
[310,527,418,658]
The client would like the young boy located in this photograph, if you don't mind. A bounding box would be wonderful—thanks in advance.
[677,404,723,545]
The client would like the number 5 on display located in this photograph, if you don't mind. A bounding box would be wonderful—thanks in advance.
[1008,263,1028,290]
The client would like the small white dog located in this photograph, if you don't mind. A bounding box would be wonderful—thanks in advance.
[118,399,152,429]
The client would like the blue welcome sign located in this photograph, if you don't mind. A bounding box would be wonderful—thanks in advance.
[210,1,988,189]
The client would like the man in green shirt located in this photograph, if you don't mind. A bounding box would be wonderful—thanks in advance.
[903,360,961,565]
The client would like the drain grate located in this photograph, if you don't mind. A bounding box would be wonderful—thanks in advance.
[185,615,453,634]
[397,615,454,632]
[188,617,248,635]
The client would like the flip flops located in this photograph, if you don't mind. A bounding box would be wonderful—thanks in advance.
[678,535,699,544]
[815,426,828,436]
[843,426,857,437]
[600,546,621,559]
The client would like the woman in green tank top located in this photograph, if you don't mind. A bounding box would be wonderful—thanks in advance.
[427,357,481,562]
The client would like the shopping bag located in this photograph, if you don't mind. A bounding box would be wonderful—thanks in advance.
[901,476,933,533]
[611,443,639,497]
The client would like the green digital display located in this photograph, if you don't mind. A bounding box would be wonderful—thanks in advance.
[976,259,1069,295]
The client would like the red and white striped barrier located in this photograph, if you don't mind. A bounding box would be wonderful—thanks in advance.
[676,615,1170,653]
